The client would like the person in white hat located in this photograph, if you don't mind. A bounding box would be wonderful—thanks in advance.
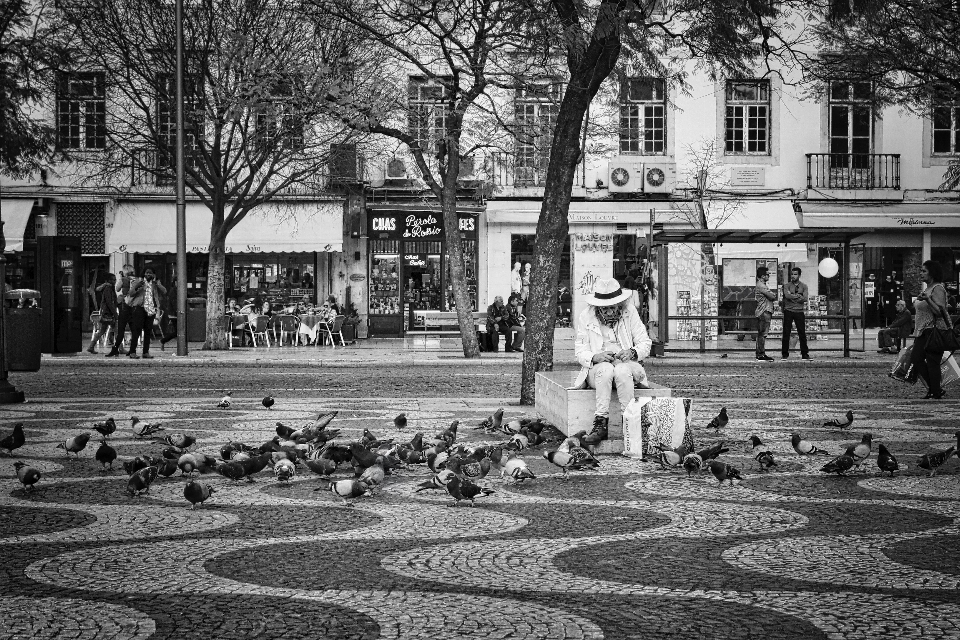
[574,277,653,444]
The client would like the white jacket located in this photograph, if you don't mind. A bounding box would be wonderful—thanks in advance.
[573,304,652,389]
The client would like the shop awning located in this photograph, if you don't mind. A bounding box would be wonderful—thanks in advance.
[1,199,35,252]
[793,201,960,228]
[653,227,872,244]
[485,199,683,224]
[108,201,343,253]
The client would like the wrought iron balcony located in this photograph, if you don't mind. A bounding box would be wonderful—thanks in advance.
[490,151,584,189]
[806,153,900,190]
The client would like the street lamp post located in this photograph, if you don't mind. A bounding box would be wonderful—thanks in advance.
[175,0,188,355]
[0,221,27,403]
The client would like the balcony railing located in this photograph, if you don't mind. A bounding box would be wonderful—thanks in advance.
[806,153,900,190]
[490,151,584,189]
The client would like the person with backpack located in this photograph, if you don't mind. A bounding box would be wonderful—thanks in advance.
[88,273,118,354]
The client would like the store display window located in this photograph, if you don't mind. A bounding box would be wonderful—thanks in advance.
[371,240,400,315]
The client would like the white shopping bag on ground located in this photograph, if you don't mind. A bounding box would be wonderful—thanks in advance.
[622,396,652,457]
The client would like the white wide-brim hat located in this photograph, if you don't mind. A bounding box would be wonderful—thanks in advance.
[584,277,632,306]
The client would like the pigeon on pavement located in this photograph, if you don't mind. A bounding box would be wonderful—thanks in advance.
[262,396,275,409]
[216,460,247,483]
[415,469,456,492]
[821,453,856,475]
[394,413,407,430]
[130,417,163,437]
[157,433,196,450]
[876,444,900,476]
[217,392,232,409]
[709,461,742,485]
[755,451,777,472]
[14,461,41,491]
[917,446,956,477]
[316,478,368,505]
[95,440,117,471]
[359,457,386,492]
[845,433,873,469]
[823,410,854,429]
[791,433,830,457]
[697,442,730,464]
[127,465,158,496]
[543,446,600,479]
[93,417,117,438]
[57,433,90,457]
[274,458,296,483]
[682,453,704,477]
[503,453,536,483]
[446,475,494,506]
[184,480,214,508]
[747,435,765,454]
[304,457,337,477]
[707,407,728,431]
[0,423,25,456]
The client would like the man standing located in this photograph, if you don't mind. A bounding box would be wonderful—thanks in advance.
[126,267,166,359]
[105,264,136,358]
[781,267,812,360]
[755,266,776,361]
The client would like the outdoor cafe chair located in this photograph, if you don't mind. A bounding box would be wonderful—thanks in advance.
[276,314,300,346]
[90,311,126,349]
[247,315,272,347]
[226,314,247,349]
[324,315,347,347]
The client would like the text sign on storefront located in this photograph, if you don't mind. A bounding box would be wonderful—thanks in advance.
[574,233,614,252]
[404,253,428,267]
[367,210,479,240]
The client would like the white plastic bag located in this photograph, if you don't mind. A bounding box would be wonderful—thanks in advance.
[621,396,652,457]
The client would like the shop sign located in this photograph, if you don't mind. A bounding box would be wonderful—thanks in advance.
[349,273,366,282]
[404,253,428,267]
[574,232,614,253]
[367,210,479,239]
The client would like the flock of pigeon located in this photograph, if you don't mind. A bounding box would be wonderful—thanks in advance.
[2,400,958,504]
[658,406,960,484]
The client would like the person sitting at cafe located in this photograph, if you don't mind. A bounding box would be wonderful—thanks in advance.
[878,299,913,354]
[486,295,525,353]
[226,299,240,315]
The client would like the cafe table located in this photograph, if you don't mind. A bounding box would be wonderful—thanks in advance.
[297,314,328,345]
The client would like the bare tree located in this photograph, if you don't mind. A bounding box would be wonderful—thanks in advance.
[672,138,745,231]
[308,0,534,358]
[518,0,821,404]
[58,0,365,347]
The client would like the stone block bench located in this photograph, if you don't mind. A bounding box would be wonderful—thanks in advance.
[535,370,672,454]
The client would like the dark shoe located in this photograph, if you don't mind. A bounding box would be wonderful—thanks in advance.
[87,346,97,354]
[105,352,119,358]
[582,415,609,445]
[142,354,154,359]
[801,355,813,361]
[756,355,774,362]
[504,347,515,352]
[781,355,789,360]
[514,347,523,353]
[925,389,946,400]
[160,341,165,351]
[127,354,140,359]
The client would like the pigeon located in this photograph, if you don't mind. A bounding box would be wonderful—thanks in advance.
[217,392,232,409]
[0,423,25,456]
[160,446,185,460]
[707,407,728,431]
[350,442,382,471]
[130,416,163,437]
[446,475,495,506]
[477,407,504,432]
[502,419,523,435]
[755,451,777,472]
[127,465,158,496]
[95,440,117,471]
[506,432,530,452]
[123,456,151,475]
[156,433,196,450]
[154,457,179,478]
[56,433,90,457]
[791,433,830,457]
[821,453,856,476]
[274,458,296,483]
[543,446,600,479]
[655,444,689,470]
[682,453,704,477]
[304,457,337,477]
[316,478,368,505]
[436,421,459,446]
[503,453,536,483]
[358,457,386,491]
[394,413,407,429]
[93,417,117,438]
[361,429,392,450]
[446,450,492,480]
[708,461,742,485]
[239,452,273,478]
[747,435,765,454]
[415,469,457,492]
[262,396,275,409]
[845,433,873,469]
[876,444,899,476]
[216,460,247,483]
[319,443,353,466]
[177,453,200,475]
[14,461,40,491]
[917,446,956,477]
[697,442,730,464]
[823,410,854,430]
[183,480,214,508]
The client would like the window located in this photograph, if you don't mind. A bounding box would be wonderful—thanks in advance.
[725,80,769,155]
[57,72,106,149]
[156,74,204,178]
[620,78,666,154]
[255,82,304,151]
[932,88,960,156]
[514,80,561,186]
[408,76,451,155]
[829,81,873,160]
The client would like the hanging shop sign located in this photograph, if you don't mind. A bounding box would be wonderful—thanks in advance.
[404,253,429,267]
[368,210,479,240]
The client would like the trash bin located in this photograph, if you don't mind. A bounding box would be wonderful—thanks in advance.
[341,321,357,344]
[186,298,207,342]
[4,289,42,372]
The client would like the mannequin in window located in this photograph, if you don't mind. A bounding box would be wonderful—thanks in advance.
[521,263,531,303]
[511,262,522,298]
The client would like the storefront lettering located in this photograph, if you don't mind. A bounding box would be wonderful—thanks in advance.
[246,244,260,252]
[404,254,427,267]
[459,217,475,231]
[404,214,441,238]
[895,217,935,227]
[191,246,234,253]
[574,233,613,253]
[372,217,397,231]
[570,213,618,222]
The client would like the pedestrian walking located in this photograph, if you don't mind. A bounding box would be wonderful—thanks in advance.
[906,261,951,399]
[781,267,812,360]
[126,267,166,359]
[88,273,118,354]
[755,266,776,361]
[160,278,179,350]
[105,264,136,358]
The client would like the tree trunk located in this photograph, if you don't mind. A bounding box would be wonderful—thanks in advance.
[441,167,480,358]
[203,208,229,350]
[519,85,592,404]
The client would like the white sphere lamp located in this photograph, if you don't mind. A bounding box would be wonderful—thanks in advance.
[818,257,839,279]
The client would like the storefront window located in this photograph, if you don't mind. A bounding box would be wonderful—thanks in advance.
[511,234,571,295]
[230,253,316,306]
[370,240,400,315]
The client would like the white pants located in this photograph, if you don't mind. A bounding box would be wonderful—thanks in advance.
[587,360,648,417]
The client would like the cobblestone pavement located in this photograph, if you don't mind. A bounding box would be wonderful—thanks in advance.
[1,387,958,640]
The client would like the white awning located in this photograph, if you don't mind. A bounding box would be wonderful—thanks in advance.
[0,199,35,252]
[794,201,960,228]
[713,199,808,262]
[108,201,343,253]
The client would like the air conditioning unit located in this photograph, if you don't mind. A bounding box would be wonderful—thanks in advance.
[386,157,407,179]
[642,161,677,193]
[608,156,645,193]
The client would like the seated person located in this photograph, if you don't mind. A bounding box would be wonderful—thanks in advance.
[327,295,342,315]
[574,277,653,445]
[504,294,526,352]
[226,299,240,315]
[486,295,525,352]
[878,299,912,354]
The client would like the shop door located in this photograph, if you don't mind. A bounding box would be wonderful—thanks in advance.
[403,252,442,330]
